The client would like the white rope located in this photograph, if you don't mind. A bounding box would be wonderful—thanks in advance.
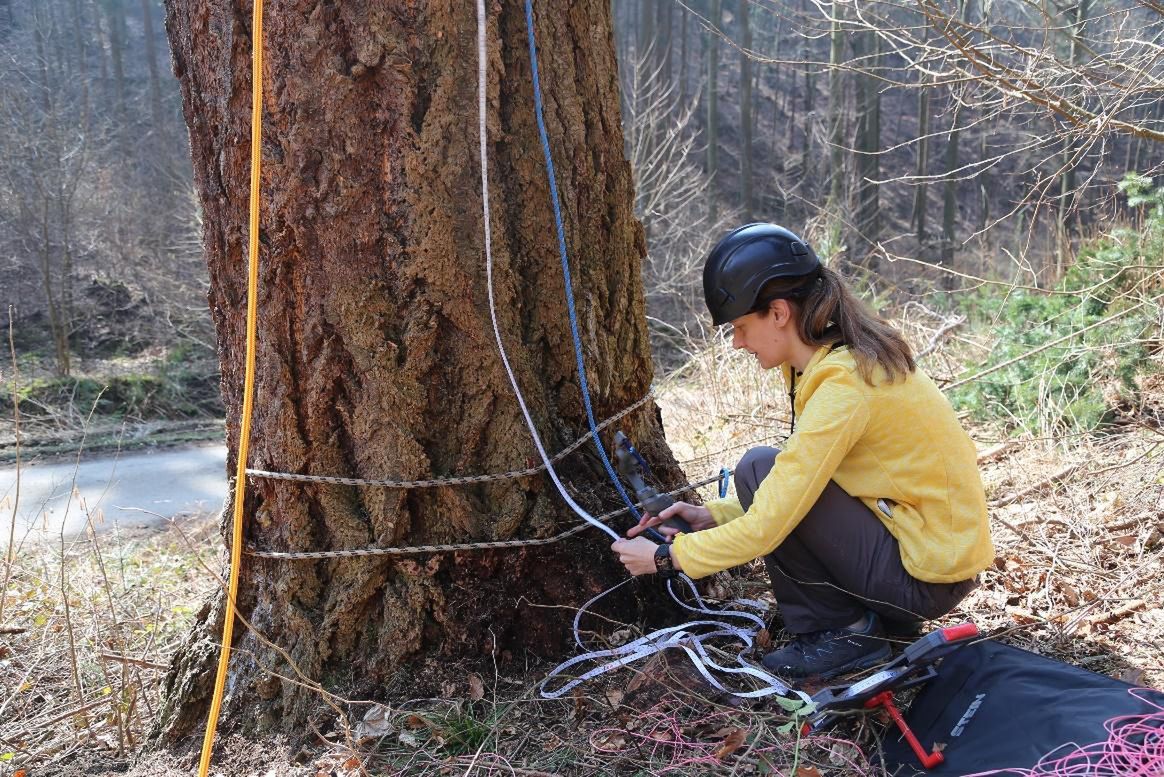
[477,0,617,542]
[539,575,812,703]
[476,0,805,705]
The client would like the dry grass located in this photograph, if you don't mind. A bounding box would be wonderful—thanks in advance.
[0,511,218,775]
[1,312,1161,776]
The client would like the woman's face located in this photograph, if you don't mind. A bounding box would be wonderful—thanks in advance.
[730,299,796,370]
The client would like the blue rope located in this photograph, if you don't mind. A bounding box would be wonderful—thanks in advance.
[718,467,731,499]
[522,0,641,523]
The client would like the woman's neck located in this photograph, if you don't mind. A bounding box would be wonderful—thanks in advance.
[787,340,820,374]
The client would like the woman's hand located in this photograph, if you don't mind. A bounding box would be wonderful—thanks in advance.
[626,501,715,541]
[611,536,663,576]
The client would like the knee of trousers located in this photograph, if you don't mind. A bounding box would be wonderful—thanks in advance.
[735,446,781,492]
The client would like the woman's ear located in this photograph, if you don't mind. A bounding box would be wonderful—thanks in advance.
[770,298,793,328]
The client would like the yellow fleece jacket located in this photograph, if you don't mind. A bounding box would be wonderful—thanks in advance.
[671,346,994,583]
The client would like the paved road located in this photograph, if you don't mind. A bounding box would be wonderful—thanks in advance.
[0,444,228,540]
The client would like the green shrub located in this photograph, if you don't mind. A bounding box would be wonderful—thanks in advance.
[953,174,1163,435]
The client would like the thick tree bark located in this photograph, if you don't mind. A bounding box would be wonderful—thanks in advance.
[158,0,678,747]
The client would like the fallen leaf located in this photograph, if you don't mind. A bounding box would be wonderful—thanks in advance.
[796,767,823,777]
[1006,606,1041,625]
[756,628,772,651]
[468,673,485,701]
[572,689,589,718]
[609,628,633,646]
[342,756,361,769]
[604,688,624,708]
[354,704,394,743]
[1111,534,1138,547]
[592,731,626,751]
[828,739,861,766]
[404,714,428,729]
[714,727,747,760]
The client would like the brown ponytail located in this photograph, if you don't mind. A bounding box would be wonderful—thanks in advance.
[755,266,915,384]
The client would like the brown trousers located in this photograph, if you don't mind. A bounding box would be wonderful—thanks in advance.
[735,447,977,634]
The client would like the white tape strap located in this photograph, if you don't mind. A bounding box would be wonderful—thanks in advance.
[541,574,812,705]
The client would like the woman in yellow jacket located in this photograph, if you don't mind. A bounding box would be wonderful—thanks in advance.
[612,223,994,679]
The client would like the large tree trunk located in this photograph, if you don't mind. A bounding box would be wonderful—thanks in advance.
[157,0,678,749]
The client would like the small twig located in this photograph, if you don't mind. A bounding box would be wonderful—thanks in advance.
[1088,599,1146,627]
[1102,512,1158,533]
[915,315,965,359]
[15,695,115,734]
[0,626,27,635]
[990,463,1080,508]
[98,652,170,671]
[1,306,22,624]
[977,440,1018,464]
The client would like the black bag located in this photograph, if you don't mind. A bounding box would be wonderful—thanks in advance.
[882,639,1164,775]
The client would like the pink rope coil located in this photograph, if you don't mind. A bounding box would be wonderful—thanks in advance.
[962,689,1164,777]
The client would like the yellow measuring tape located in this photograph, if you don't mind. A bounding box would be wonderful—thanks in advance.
[198,0,263,772]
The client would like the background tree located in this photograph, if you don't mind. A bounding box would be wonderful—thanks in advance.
[154,0,682,743]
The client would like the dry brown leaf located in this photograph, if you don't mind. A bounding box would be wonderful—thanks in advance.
[828,739,861,766]
[573,689,589,718]
[342,756,361,769]
[1111,534,1138,547]
[404,714,428,730]
[714,727,747,760]
[1006,606,1041,625]
[592,731,625,751]
[1060,583,1080,607]
[796,767,824,777]
[756,628,772,651]
[468,672,485,701]
[604,688,625,708]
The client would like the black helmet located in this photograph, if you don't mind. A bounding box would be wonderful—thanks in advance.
[702,223,822,325]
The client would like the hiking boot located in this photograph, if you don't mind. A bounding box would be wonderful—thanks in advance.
[762,613,891,679]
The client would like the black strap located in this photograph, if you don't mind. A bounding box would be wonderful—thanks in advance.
[788,371,797,434]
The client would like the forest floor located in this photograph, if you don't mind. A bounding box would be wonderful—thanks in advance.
[1,343,1162,777]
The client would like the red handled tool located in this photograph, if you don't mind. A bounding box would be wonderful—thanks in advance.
[805,623,980,770]
[866,690,944,768]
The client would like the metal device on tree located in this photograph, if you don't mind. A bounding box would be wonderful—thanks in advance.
[613,431,693,541]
